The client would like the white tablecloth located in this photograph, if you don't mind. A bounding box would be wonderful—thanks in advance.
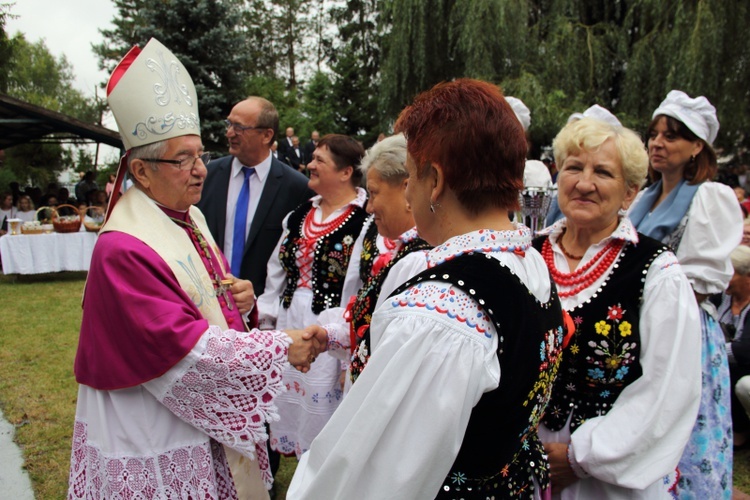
[0,232,98,274]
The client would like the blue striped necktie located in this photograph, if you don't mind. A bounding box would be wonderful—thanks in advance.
[231,166,254,275]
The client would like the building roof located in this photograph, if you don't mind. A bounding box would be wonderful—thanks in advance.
[0,93,122,150]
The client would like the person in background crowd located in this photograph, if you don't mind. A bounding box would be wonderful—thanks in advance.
[36,194,59,222]
[629,89,742,498]
[271,140,282,162]
[278,126,295,160]
[286,135,303,173]
[91,190,108,213]
[27,186,42,208]
[75,171,98,204]
[714,246,750,449]
[506,96,531,133]
[302,130,319,166]
[536,117,701,498]
[66,38,324,500]
[9,181,20,205]
[742,216,750,247]
[289,78,565,499]
[16,194,35,222]
[58,187,72,206]
[105,173,117,200]
[0,192,16,233]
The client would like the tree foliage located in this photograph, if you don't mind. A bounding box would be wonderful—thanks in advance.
[94,0,251,152]
[1,33,99,187]
[329,0,386,143]
[0,3,15,93]
[81,0,750,161]
[378,0,750,156]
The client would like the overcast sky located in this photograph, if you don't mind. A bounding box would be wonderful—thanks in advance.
[6,1,120,167]
[6,0,116,98]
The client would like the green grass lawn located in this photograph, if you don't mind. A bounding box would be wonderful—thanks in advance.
[1,272,749,498]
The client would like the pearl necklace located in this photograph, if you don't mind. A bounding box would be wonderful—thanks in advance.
[542,237,624,298]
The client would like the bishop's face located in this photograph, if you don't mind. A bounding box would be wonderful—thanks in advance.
[136,135,207,211]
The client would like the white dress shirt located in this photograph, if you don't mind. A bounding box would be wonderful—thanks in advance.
[223,153,273,266]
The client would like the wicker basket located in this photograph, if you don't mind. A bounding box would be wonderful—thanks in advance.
[82,206,105,233]
[21,207,54,234]
[20,225,47,235]
[52,204,82,233]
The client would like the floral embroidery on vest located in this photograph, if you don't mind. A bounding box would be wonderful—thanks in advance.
[358,218,380,282]
[536,236,666,433]
[390,252,564,499]
[279,201,368,314]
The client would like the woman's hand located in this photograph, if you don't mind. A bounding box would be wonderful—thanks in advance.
[228,275,255,314]
[285,326,329,373]
[544,442,579,491]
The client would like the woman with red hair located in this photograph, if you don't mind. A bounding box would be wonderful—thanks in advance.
[288,79,565,499]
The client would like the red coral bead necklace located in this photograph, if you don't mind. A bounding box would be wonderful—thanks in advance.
[542,234,623,298]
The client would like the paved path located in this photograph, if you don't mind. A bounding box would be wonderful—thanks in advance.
[0,408,35,500]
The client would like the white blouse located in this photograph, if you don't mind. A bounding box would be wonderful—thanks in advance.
[537,217,702,499]
[630,181,742,295]
[288,226,552,500]
[256,187,368,329]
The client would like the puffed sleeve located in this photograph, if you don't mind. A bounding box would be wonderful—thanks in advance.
[568,252,702,488]
[317,247,429,359]
[256,211,292,329]
[287,290,499,499]
[676,182,743,295]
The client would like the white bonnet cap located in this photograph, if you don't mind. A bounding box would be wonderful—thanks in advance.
[652,90,719,144]
[106,38,200,150]
[523,160,552,189]
[567,104,622,128]
[506,97,531,132]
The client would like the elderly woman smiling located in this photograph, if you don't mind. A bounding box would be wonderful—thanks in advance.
[320,133,431,388]
[534,117,702,498]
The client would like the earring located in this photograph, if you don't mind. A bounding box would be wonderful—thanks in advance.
[690,155,696,163]
[429,201,440,213]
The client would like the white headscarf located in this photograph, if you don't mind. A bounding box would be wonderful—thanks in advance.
[567,104,622,128]
[506,97,531,132]
[652,90,719,144]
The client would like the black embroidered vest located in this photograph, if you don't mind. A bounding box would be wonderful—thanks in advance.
[389,252,565,499]
[348,235,431,383]
[279,201,368,314]
[357,217,380,282]
[532,234,666,432]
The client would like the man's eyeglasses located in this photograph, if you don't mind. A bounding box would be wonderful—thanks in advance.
[224,119,269,134]
[141,152,211,171]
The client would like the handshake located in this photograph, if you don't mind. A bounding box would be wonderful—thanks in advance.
[285,326,328,373]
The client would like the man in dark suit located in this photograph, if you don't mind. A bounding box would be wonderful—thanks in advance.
[302,130,319,166]
[277,126,295,163]
[285,135,304,173]
[197,96,313,296]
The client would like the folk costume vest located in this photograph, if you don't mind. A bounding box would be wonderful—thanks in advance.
[280,200,368,314]
[348,233,431,383]
[390,252,565,499]
[533,234,667,432]
[357,216,380,282]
